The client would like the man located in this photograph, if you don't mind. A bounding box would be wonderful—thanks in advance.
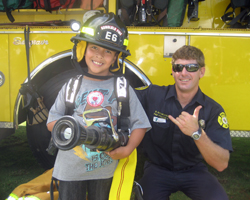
[135,45,232,200]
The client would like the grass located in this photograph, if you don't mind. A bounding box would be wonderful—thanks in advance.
[0,125,45,200]
[1,125,250,199]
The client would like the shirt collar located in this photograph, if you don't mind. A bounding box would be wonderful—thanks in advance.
[165,85,205,107]
[165,85,177,100]
[190,87,205,107]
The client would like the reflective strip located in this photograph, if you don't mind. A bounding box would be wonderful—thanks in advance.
[65,75,82,104]
[18,196,41,200]
[6,193,41,200]
[116,77,127,98]
[6,193,18,200]
[123,39,129,47]
[109,149,137,200]
[65,78,74,103]
[81,27,94,36]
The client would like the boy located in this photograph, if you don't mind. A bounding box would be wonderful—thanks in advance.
[47,12,151,200]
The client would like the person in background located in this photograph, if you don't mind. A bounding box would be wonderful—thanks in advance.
[135,45,232,200]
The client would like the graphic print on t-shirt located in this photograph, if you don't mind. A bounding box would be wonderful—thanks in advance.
[87,91,104,107]
[73,88,117,172]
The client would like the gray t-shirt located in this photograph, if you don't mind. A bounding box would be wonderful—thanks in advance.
[47,77,151,181]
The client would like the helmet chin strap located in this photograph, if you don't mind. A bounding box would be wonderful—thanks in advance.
[71,43,117,80]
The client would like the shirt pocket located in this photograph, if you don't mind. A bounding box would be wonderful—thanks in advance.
[151,121,170,145]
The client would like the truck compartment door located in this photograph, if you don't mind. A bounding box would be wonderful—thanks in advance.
[0,34,11,124]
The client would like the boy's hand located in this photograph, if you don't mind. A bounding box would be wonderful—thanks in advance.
[105,128,147,160]
[105,146,130,160]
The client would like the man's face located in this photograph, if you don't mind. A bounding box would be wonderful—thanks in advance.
[85,43,117,77]
[172,59,205,94]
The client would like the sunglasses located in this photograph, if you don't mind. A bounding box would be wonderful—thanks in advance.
[172,63,201,72]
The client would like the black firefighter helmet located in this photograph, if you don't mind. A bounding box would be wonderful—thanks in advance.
[71,12,131,76]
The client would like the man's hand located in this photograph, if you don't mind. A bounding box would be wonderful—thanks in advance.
[168,105,202,136]
[169,105,230,171]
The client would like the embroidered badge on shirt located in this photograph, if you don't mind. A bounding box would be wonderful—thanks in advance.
[135,86,148,90]
[153,110,168,123]
[218,112,229,129]
[199,119,206,129]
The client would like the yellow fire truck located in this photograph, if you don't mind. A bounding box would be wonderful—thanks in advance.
[0,0,249,169]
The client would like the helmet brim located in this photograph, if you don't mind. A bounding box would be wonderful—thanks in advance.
[71,35,131,56]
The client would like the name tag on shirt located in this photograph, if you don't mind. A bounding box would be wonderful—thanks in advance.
[153,116,166,123]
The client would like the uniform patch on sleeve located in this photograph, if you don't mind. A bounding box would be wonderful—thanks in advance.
[218,112,229,129]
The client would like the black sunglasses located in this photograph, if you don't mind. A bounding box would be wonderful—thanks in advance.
[172,63,201,72]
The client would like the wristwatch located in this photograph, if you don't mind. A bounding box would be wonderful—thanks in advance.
[191,127,202,140]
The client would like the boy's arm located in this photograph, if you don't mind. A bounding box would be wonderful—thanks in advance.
[107,128,147,160]
[47,120,57,132]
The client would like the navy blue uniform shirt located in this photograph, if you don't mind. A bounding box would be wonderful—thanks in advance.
[135,84,233,171]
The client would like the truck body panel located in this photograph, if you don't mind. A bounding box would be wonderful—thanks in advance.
[0,34,10,122]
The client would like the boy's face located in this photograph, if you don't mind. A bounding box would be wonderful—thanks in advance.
[85,43,117,77]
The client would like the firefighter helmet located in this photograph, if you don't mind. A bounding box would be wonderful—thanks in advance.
[71,12,130,56]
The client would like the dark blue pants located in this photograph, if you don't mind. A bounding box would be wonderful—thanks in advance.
[139,161,229,200]
[58,178,113,200]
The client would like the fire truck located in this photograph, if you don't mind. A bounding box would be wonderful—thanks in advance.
[0,0,249,169]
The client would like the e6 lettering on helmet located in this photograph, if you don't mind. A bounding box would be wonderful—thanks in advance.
[105,31,117,42]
